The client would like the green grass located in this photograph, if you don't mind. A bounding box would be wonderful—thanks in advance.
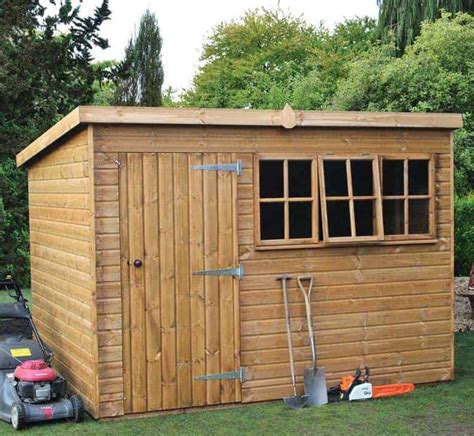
[0,333,472,435]
[0,288,31,303]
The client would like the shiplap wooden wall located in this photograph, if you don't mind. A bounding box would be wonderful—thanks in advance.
[93,148,123,417]
[90,125,453,416]
[237,151,453,402]
[28,127,99,416]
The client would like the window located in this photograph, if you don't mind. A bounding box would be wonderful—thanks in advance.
[255,154,435,249]
[256,157,318,246]
[382,156,434,239]
[319,156,383,242]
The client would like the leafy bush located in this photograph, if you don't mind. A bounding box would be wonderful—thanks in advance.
[0,160,29,285]
[454,128,474,197]
[183,9,377,109]
[454,196,474,276]
[333,13,474,116]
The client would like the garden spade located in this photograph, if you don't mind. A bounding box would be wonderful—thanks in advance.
[297,276,328,407]
[277,275,308,410]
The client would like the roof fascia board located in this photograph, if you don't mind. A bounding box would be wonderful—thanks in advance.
[16,105,463,168]
[16,108,81,167]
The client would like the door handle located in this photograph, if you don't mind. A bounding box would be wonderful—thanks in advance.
[128,259,143,267]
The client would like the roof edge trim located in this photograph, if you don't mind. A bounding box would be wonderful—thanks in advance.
[17,105,463,167]
[16,108,81,167]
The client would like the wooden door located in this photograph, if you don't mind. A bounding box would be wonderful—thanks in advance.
[119,152,241,413]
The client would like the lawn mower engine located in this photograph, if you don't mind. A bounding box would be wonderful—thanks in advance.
[14,360,66,404]
[0,278,84,430]
[0,342,84,430]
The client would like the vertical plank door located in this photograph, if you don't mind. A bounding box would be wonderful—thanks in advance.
[120,152,241,412]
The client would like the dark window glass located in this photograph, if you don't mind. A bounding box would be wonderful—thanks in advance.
[260,202,284,240]
[327,201,351,237]
[289,202,312,239]
[352,160,373,196]
[324,160,348,197]
[383,199,404,235]
[409,199,429,233]
[409,160,429,195]
[383,160,404,195]
[354,200,374,236]
[288,160,312,197]
[259,160,283,198]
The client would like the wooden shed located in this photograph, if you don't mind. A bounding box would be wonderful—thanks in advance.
[16,105,462,419]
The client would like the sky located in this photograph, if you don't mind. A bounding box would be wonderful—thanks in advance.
[77,0,379,93]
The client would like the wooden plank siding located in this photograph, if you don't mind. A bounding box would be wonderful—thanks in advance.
[87,124,455,417]
[93,150,124,418]
[24,122,454,419]
[28,127,99,416]
[235,144,454,403]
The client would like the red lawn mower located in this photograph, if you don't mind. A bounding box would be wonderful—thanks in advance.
[0,278,83,430]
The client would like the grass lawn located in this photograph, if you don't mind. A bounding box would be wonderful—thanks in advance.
[0,288,31,303]
[0,333,472,435]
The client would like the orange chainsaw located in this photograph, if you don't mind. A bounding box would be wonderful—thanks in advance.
[329,367,415,401]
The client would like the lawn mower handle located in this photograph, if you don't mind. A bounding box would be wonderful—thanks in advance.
[0,277,52,363]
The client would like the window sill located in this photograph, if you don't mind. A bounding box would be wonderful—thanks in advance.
[254,238,439,251]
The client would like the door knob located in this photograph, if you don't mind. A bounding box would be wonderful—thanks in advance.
[133,259,143,268]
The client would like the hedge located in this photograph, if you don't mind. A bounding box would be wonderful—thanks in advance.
[454,195,474,276]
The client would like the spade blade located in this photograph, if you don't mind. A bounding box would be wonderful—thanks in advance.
[304,367,328,406]
[283,394,309,410]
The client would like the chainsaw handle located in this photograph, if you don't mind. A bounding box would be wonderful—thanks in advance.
[364,367,370,382]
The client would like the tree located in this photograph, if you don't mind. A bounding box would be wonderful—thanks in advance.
[0,0,111,156]
[333,13,473,123]
[377,0,473,53]
[0,0,111,284]
[333,12,474,274]
[92,60,119,106]
[0,160,29,284]
[183,8,376,110]
[290,17,377,110]
[114,10,164,106]
[183,8,323,109]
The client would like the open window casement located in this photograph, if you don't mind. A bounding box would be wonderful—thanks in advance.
[255,155,319,247]
[255,154,435,249]
[381,155,435,240]
[318,156,384,243]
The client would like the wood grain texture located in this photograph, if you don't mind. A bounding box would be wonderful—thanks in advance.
[27,128,98,416]
[17,108,81,167]
[94,151,125,417]
[95,125,454,155]
[236,149,454,403]
[16,106,463,168]
[25,120,454,418]
[118,152,241,413]
[143,154,162,411]
[159,153,178,410]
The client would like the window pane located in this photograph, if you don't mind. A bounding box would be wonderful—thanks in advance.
[260,202,284,240]
[383,199,405,235]
[259,160,283,198]
[324,160,348,197]
[288,160,312,197]
[409,160,429,195]
[351,160,373,196]
[409,199,429,234]
[327,201,351,237]
[383,160,404,196]
[354,200,374,236]
[289,202,312,239]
